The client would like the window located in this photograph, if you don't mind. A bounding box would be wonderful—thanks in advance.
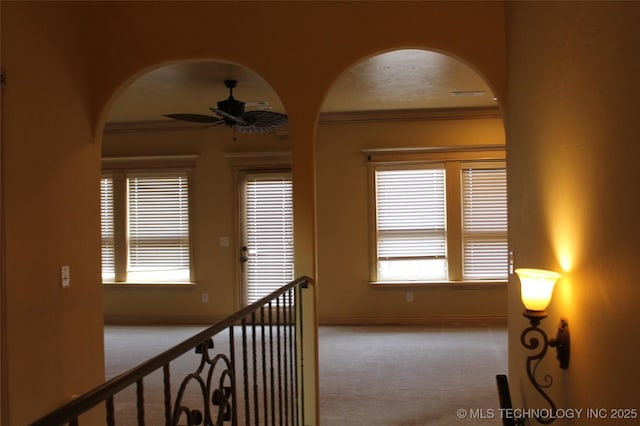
[100,177,115,282]
[375,165,447,281]
[461,164,508,280]
[368,148,507,284]
[101,157,195,284]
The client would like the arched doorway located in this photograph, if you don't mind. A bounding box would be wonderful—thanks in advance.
[316,48,505,323]
[314,48,507,424]
[101,60,291,322]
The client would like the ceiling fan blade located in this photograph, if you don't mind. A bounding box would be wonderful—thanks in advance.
[210,108,247,125]
[163,113,222,123]
[233,111,288,134]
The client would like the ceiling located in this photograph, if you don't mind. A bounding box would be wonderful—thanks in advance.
[106,49,497,125]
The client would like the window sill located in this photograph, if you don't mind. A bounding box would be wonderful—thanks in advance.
[370,280,506,289]
[102,282,197,289]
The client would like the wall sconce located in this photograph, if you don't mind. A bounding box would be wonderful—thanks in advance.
[515,268,570,425]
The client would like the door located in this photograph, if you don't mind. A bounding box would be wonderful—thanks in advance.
[239,170,294,305]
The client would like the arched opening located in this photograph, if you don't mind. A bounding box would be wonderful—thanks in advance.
[106,61,288,129]
[314,48,507,423]
[100,60,291,323]
[321,49,498,113]
[99,61,304,424]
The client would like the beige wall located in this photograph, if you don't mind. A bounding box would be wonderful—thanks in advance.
[1,1,506,423]
[1,3,106,424]
[507,2,640,423]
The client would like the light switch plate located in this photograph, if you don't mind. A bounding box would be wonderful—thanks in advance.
[61,265,71,288]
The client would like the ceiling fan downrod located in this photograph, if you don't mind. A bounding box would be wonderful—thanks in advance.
[224,79,237,97]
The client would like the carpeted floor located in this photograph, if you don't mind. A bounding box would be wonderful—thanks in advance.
[104,324,507,425]
[317,325,506,425]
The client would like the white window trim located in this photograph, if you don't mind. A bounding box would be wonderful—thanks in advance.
[365,146,507,287]
[101,155,197,286]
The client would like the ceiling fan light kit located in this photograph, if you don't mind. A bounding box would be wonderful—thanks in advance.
[163,79,288,134]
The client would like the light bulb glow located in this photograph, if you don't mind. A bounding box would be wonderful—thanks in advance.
[515,268,561,312]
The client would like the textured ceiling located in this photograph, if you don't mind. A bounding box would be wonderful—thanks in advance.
[106,49,497,124]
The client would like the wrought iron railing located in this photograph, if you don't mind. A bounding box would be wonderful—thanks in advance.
[32,276,311,426]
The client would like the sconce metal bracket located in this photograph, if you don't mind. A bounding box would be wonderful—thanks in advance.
[521,315,570,424]
[549,318,570,370]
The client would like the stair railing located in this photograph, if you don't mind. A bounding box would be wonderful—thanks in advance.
[32,276,311,426]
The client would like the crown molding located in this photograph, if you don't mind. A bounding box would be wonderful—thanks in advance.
[104,120,217,134]
[103,107,501,135]
[318,106,501,124]
[102,154,199,170]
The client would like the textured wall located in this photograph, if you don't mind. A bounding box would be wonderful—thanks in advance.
[507,2,640,422]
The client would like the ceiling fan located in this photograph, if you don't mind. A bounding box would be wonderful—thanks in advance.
[163,79,288,134]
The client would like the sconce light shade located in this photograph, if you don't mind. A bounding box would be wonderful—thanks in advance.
[515,268,561,312]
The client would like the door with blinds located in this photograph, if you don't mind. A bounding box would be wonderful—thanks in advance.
[240,171,294,305]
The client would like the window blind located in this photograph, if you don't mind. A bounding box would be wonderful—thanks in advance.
[375,167,447,280]
[127,172,191,282]
[461,165,508,279]
[100,176,115,282]
[245,175,294,303]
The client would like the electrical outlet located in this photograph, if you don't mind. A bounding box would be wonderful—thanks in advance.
[201,293,209,303]
[61,265,71,288]
[406,291,414,303]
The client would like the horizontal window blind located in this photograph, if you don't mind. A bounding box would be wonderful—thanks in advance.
[245,175,294,303]
[375,167,447,280]
[127,172,191,282]
[100,176,115,282]
[462,165,508,279]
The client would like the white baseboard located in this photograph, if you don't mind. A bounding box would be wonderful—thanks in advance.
[104,314,224,326]
[319,315,507,326]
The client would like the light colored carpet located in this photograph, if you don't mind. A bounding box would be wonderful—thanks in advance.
[104,325,507,425]
[318,326,506,425]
